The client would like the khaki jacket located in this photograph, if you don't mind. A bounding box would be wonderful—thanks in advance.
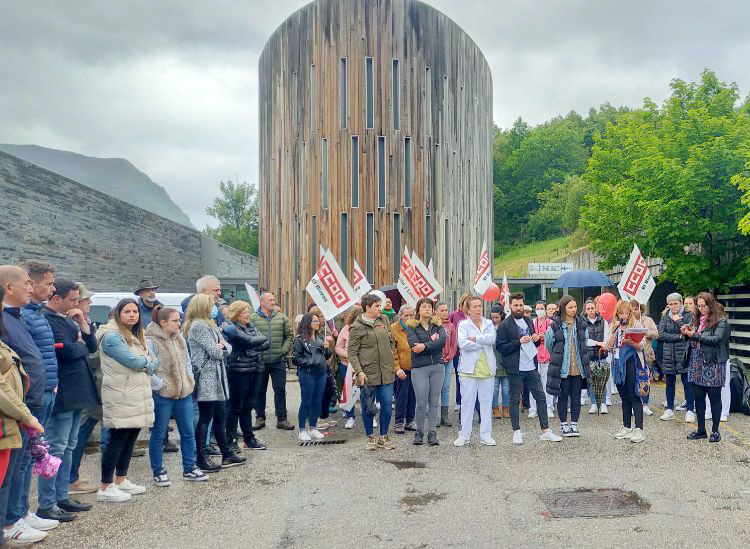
[0,341,34,450]
[96,321,155,429]
[347,314,396,386]
[391,320,412,371]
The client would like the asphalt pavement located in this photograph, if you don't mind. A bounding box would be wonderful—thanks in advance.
[43,378,750,549]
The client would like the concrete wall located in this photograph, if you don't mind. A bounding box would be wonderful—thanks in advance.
[0,151,257,292]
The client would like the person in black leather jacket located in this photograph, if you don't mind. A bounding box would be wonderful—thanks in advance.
[681,292,730,443]
[291,313,332,442]
[222,301,270,451]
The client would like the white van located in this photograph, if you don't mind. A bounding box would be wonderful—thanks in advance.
[89,292,192,325]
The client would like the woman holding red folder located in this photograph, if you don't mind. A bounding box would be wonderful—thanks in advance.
[607,300,647,443]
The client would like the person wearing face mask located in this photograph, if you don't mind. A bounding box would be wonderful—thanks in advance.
[529,301,554,420]
[391,306,416,434]
[657,293,695,422]
[583,298,611,414]
[607,300,646,443]
[497,293,562,445]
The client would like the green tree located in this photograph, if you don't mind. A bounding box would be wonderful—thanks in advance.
[580,70,750,293]
[203,180,259,256]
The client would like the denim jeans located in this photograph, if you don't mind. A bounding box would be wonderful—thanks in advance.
[362,383,394,437]
[7,390,55,524]
[337,363,355,419]
[394,371,415,425]
[0,448,22,534]
[297,369,327,430]
[492,376,510,408]
[666,372,695,411]
[440,360,452,406]
[70,413,97,484]
[38,408,83,509]
[149,393,196,475]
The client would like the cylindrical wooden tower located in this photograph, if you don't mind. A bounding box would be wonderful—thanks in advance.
[259,0,493,319]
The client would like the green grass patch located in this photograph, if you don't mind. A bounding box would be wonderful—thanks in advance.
[493,236,577,277]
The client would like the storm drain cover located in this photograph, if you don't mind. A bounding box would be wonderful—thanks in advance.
[537,488,650,518]
[298,439,347,447]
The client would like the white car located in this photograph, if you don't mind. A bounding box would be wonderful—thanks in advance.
[89,292,192,325]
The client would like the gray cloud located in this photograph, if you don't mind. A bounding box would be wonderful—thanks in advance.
[2,0,749,228]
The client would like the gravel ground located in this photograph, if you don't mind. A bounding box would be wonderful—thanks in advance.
[41,377,750,549]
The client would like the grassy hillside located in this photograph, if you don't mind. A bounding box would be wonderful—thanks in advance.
[493,236,578,277]
[0,144,194,228]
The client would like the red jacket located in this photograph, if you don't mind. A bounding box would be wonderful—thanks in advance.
[441,319,458,363]
[534,317,553,364]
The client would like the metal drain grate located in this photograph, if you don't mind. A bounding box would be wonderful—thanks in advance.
[298,439,347,447]
[538,488,650,518]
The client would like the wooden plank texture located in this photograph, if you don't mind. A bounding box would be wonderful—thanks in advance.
[259,0,493,319]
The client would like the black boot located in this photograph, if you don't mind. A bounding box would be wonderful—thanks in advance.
[196,446,221,473]
[413,430,424,445]
[440,406,452,427]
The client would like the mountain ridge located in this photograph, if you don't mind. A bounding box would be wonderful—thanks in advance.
[0,143,194,228]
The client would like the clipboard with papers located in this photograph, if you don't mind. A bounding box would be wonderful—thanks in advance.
[622,328,648,344]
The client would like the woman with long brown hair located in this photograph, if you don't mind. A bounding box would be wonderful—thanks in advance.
[606,300,646,443]
[680,292,729,442]
[95,299,157,501]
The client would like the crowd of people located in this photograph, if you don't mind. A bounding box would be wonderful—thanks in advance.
[0,259,735,545]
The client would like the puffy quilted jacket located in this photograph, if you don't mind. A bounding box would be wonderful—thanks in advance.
[21,302,58,391]
[250,309,292,366]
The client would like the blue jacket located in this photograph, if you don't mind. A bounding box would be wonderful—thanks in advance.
[21,301,59,391]
[101,333,157,374]
[1,307,45,409]
[137,297,162,330]
[43,308,101,413]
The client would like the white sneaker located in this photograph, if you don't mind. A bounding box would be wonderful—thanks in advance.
[630,428,645,443]
[453,436,469,447]
[453,404,461,411]
[720,414,728,422]
[660,409,675,421]
[600,403,608,414]
[676,400,688,411]
[580,397,587,406]
[528,410,538,419]
[344,417,356,429]
[643,405,654,416]
[611,388,619,395]
[97,484,132,502]
[298,430,311,442]
[115,478,146,495]
[539,429,562,442]
[4,518,47,543]
[614,426,633,439]
[605,400,612,406]
[373,417,377,427]
[308,429,324,439]
[588,403,598,414]
[480,436,496,446]
[512,430,524,445]
[685,410,696,423]
[25,512,58,531]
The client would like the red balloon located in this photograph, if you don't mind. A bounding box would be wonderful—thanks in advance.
[482,282,501,301]
[597,292,617,321]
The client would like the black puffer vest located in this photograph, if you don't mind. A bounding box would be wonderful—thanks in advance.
[548,316,590,379]
[582,314,607,361]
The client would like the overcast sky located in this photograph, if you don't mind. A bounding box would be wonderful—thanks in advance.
[2,0,749,228]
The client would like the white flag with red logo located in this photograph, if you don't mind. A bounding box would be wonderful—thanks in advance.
[351,260,372,297]
[498,271,511,316]
[306,249,358,320]
[618,244,656,303]
[338,362,359,412]
[397,247,443,308]
[473,241,493,295]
